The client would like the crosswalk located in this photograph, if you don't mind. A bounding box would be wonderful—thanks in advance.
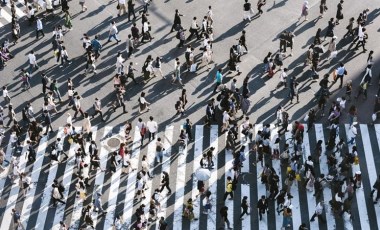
[0,123,379,229]
[0,1,26,27]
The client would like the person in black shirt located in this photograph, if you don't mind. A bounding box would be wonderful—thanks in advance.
[238,30,248,53]
[127,0,136,21]
[243,0,252,21]
[159,171,172,194]
[239,196,250,219]
[257,195,268,221]
[158,217,168,230]
[220,206,232,229]
[170,9,183,32]
[43,110,53,135]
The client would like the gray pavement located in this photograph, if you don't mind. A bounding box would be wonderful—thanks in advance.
[0,0,380,229]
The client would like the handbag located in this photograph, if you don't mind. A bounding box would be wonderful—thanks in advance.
[68,136,73,144]
[116,4,120,9]
[296,174,301,181]
[304,114,309,122]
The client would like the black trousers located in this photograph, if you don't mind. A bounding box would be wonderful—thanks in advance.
[92,110,104,119]
[310,212,325,222]
[36,29,45,39]
[128,9,136,21]
[239,207,249,218]
[159,183,171,193]
[223,191,233,200]
[148,131,155,141]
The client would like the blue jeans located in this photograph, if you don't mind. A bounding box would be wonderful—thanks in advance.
[347,136,356,145]
[108,34,119,42]
[155,151,163,163]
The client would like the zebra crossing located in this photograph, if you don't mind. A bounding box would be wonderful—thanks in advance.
[0,1,26,27]
[0,123,379,229]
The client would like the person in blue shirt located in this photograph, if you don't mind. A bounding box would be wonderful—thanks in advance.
[213,68,223,93]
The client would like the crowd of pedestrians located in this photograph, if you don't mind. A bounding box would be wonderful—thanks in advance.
[0,0,379,229]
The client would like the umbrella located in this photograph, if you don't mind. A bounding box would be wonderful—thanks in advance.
[195,169,211,181]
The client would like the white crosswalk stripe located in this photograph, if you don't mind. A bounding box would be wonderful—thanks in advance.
[0,3,26,25]
[1,124,380,229]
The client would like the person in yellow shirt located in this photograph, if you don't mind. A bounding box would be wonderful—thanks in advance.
[223,176,234,201]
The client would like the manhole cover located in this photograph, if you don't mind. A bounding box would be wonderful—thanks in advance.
[107,137,121,148]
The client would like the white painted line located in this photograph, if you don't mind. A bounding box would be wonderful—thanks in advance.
[270,125,283,229]
[19,131,56,227]
[207,125,218,230]
[65,127,98,230]
[172,125,188,228]
[302,125,319,230]
[225,130,234,229]
[154,125,174,227]
[361,125,379,226]
[240,125,252,228]
[123,127,141,228]
[0,135,30,230]
[255,124,268,230]
[284,125,301,229]
[1,10,12,24]
[190,125,204,230]
[344,124,370,230]
[91,126,113,227]
[48,127,82,229]
[102,127,124,229]
[315,124,336,229]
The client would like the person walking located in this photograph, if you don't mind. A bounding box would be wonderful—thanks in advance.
[184,118,193,141]
[43,110,54,135]
[257,195,268,221]
[187,17,200,41]
[73,96,85,118]
[28,50,39,74]
[310,201,325,222]
[12,209,25,230]
[91,98,105,121]
[36,17,44,39]
[223,176,234,201]
[243,0,253,21]
[138,92,150,114]
[335,0,344,24]
[257,0,266,15]
[126,62,138,83]
[347,122,358,145]
[319,0,327,18]
[50,79,63,102]
[220,206,232,229]
[355,27,368,52]
[146,116,158,141]
[107,21,121,43]
[213,68,223,93]
[94,192,107,215]
[137,118,146,146]
[52,184,66,207]
[239,196,250,220]
[170,9,184,32]
[331,62,347,89]
[117,0,126,17]
[171,61,183,86]
[298,1,309,21]
[127,0,136,21]
[155,137,165,163]
[159,171,172,195]
[371,175,380,203]
[126,35,134,58]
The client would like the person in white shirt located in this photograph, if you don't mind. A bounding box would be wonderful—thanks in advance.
[36,17,44,39]
[28,50,39,74]
[60,46,71,67]
[82,113,92,141]
[187,17,200,41]
[310,202,325,222]
[2,86,11,103]
[207,6,213,26]
[146,116,158,141]
[117,0,126,16]
[92,98,105,121]
[73,96,85,118]
[107,21,121,43]
[278,68,288,89]
[221,111,230,132]
[347,122,357,145]
[360,64,372,85]
[116,52,124,74]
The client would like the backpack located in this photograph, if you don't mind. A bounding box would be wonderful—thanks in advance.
[176,31,180,39]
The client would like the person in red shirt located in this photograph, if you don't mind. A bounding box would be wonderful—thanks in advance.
[293,121,304,142]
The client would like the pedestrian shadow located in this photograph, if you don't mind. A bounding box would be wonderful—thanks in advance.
[213,21,246,43]
[267,0,288,12]
[294,17,319,36]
